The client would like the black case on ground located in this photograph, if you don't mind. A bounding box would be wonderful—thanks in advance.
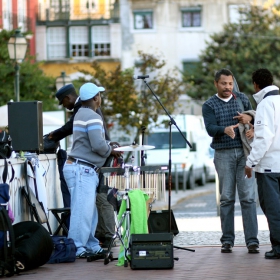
[130,233,174,270]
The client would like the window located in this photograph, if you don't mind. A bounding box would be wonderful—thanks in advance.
[181,7,202,28]
[17,0,27,31]
[69,26,89,57]
[91,26,111,57]
[2,0,13,30]
[50,0,70,19]
[146,132,187,149]
[133,11,153,30]
[182,61,199,75]
[47,27,67,59]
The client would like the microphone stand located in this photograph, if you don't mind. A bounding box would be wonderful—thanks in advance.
[140,77,195,253]
[140,125,146,188]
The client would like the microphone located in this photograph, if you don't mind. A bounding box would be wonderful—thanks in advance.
[133,75,149,80]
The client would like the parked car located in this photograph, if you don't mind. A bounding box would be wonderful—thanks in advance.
[146,114,209,189]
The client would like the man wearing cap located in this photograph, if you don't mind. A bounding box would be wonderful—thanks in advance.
[47,83,115,247]
[49,83,110,143]
[63,82,121,258]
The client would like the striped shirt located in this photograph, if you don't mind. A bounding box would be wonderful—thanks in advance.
[69,107,111,167]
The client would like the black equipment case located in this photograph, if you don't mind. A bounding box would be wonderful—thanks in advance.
[130,233,174,270]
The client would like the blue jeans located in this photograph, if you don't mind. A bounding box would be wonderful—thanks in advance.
[63,161,101,255]
[256,172,280,253]
[214,148,259,247]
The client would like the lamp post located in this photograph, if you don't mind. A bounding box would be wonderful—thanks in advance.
[55,71,72,91]
[55,71,72,149]
[7,29,28,102]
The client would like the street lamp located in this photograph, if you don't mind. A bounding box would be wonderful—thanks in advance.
[7,29,28,102]
[55,71,72,91]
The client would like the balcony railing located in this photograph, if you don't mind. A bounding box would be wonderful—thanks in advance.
[37,1,119,22]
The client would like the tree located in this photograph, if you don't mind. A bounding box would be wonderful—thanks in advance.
[76,51,185,150]
[0,29,57,110]
[183,3,280,104]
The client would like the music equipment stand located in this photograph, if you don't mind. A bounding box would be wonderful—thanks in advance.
[138,77,195,253]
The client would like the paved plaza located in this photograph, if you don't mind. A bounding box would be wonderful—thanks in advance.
[8,183,278,280]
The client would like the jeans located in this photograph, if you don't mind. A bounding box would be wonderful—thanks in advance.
[214,148,259,247]
[63,161,101,255]
[256,172,280,253]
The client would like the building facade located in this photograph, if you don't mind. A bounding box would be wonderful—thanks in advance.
[35,0,121,78]
[120,0,270,73]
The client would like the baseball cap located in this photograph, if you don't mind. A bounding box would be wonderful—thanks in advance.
[55,84,76,105]
[79,83,105,101]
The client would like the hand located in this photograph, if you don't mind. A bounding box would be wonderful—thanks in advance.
[233,112,253,124]
[224,123,239,139]
[48,132,53,140]
[245,122,254,140]
[245,165,252,178]
[111,149,122,158]
[109,142,120,147]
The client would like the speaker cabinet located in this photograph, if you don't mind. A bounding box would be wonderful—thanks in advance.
[130,233,174,269]
[148,210,179,236]
[8,101,43,153]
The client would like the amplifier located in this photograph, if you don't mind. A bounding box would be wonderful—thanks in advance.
[130,233,174,270]
[8,101,43,153]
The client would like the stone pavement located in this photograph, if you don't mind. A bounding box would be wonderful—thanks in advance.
[9,183,278,280]
[11,244,278,280]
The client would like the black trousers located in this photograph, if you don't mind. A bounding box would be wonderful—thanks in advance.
[57,149,71,230]
[256,172,280,253]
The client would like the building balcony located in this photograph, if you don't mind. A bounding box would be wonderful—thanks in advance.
[37,0,119,23]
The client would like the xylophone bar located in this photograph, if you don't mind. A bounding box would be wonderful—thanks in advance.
[106,173,166,201]
[100,165,168,174]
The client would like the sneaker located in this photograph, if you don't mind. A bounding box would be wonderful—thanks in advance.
[93,248,109,256]
[221,243,232,253]
[76,251,91,259]
[248,244,259,254]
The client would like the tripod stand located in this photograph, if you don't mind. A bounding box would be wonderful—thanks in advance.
[138,76,195,253]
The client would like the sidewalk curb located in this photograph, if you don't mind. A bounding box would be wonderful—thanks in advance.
[152,186,216,210]
[174,188,215,207]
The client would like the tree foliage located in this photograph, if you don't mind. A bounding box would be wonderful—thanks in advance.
[183,3,280,103]
[75,51,185,144]
[0,29,57,110]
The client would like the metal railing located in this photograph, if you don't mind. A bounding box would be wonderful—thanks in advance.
[37,2,119,22]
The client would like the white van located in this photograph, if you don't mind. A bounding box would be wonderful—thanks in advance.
[145,114,210,189]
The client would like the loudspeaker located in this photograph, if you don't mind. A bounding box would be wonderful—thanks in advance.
[8,101,43,153]
[130,233,174,269]
[148,210,179,236]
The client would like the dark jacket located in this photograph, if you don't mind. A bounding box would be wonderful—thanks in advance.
[51,98,110,142]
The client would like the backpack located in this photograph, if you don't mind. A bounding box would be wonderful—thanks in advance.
[47,236,76,264]
[13,221,53,271]
[0,159,19,277]
[0,131,13,159]
[0,206,16,277]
